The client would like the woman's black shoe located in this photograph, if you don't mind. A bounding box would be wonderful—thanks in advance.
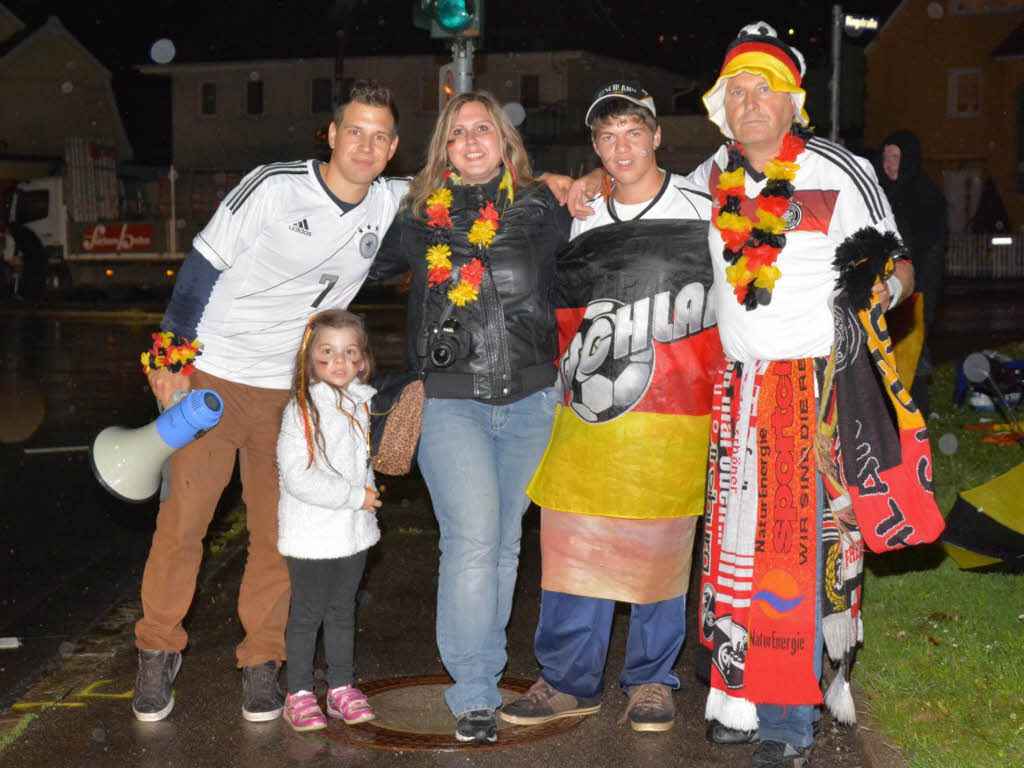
[455,709,498,744]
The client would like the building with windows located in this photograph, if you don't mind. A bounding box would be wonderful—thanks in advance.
[138,51,716,178]
[866,0,1024,231]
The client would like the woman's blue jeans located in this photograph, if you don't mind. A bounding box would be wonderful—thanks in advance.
[417,387,557,716]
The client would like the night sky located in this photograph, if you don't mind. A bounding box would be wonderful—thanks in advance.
[4,0,903,162]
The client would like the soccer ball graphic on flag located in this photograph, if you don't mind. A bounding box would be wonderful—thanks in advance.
[561,299,654,423]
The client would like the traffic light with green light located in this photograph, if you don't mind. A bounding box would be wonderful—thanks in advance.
[413,0,483,39]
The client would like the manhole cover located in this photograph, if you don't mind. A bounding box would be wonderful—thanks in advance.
[329,674,585,751]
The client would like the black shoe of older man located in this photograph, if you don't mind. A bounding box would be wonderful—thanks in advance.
[749,740,812,768]
[706,719,759,744]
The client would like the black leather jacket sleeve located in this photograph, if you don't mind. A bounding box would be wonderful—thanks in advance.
[367,222,409,283]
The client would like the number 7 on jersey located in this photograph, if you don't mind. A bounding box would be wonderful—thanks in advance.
[312,273,339,308]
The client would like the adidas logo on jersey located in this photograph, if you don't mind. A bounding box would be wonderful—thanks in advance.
[289,219,312,236]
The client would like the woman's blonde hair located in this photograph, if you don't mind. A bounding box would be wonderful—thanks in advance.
[406,90,535,217]
[290,309,374,470]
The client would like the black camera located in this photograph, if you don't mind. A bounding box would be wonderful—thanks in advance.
[425,318,471,368]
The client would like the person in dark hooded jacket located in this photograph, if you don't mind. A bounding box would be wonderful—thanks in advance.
[878,130,948,415]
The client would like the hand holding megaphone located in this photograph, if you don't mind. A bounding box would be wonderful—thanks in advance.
[90,389,224,502]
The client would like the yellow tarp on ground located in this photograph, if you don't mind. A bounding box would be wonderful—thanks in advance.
[960,461,1024,534]
[942,461,1024,570]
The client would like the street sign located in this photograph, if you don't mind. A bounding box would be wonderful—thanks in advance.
[844,14,879,36]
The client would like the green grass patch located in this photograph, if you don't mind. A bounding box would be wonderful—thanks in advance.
[858,344,1024,768]
[0,714,37,752]
[205,504,248,555]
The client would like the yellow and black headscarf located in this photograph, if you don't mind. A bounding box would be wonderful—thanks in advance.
[703,21,810,139]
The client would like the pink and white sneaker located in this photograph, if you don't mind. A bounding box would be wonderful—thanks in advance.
[326,685,376,724]
[282,691,327,732]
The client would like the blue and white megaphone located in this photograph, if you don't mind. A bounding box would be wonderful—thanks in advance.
[90,389,224,503]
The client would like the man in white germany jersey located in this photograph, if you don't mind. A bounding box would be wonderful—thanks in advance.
[132,80,406,724]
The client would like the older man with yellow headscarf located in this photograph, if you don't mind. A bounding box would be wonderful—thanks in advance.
[688,21,935,768]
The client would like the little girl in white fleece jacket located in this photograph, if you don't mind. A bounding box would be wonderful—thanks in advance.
[276,309,382,733]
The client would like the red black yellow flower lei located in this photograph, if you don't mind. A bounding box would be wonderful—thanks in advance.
[424,168,514,307]
[140,331,202,374]
[714,130,806,310]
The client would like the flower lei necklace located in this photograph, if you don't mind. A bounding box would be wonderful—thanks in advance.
[140,331,202,374]
[713,130,806,310]
[424,167,515,307]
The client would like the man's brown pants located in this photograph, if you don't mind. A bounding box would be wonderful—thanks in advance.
[134,370,291,667]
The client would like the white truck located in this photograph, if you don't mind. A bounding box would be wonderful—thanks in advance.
[2,172,186,298]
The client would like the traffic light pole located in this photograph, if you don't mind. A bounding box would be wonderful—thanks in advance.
[451,38,474,95]
[830,4,841,142]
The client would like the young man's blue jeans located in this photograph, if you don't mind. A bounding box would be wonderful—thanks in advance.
[534,590,686,699]
[417,388,557,717]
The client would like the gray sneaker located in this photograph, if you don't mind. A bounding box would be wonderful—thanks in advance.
[241,660,285,722]
[132,649,182,722]
[620,683,674,732]
[499,677,601,725]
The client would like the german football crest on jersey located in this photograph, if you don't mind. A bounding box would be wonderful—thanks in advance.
[358,225,380,259]
[782,200,803,230]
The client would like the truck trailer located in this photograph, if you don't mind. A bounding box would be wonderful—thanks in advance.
[2,139,188,298]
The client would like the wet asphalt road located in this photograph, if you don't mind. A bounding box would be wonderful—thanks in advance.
[0,279,1020,753]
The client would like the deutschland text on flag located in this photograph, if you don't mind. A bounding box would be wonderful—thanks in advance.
[528,218,725,520]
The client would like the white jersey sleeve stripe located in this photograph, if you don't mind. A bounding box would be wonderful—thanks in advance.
[224,161,305,209]
[806,138,885,221]
[228,167,309,214]
[819,139,888,217]
[806,138,885,223]
[224,161,307,212]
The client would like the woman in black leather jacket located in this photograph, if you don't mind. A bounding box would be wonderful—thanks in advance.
[370,91,569,745]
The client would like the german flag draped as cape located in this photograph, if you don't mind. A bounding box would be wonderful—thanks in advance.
[528,218,724,520]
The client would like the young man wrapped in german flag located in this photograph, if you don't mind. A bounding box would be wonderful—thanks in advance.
[500,81,725,734]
